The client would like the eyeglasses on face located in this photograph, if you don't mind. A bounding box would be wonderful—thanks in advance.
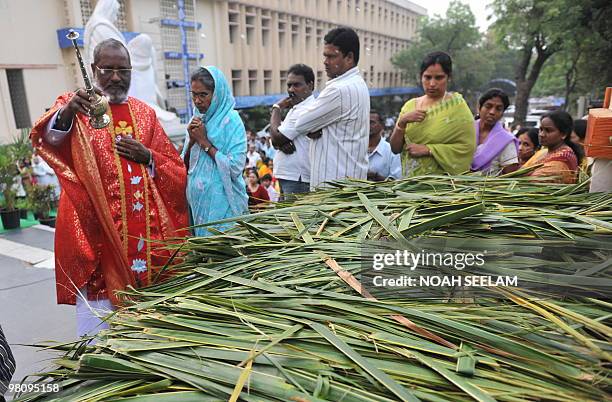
[95,65,132,77]
[190,91,210,101]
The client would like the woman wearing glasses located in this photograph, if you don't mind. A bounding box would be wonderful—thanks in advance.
[182,66,249,236]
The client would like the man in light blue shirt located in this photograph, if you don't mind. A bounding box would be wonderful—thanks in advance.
[367,110,402,181]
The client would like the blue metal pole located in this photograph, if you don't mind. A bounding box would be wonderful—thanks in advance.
[178,0,193,121]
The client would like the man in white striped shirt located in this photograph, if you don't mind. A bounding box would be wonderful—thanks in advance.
[278,27,370,190]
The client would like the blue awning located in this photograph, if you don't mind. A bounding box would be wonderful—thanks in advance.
[235,86,421,109]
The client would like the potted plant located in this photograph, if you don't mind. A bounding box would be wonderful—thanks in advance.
[16,198,28,219]
[28,184,56,227]
[0,144,21,229]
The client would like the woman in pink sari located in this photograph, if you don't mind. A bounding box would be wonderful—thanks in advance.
[523,110,583,184]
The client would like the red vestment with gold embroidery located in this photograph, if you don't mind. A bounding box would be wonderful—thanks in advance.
[30,94,188,305]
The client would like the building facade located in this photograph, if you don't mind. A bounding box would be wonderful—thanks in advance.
[0,0,425,143]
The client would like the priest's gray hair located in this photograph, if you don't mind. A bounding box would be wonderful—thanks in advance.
[92,38,131,65]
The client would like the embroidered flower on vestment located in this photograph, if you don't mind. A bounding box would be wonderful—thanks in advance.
[131,259,147,273]
[115,121,133,136]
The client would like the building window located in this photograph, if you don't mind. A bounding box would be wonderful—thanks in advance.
[232,70,242,96]
[280,70,288,91]
[228,6,239,44]
[316,24,324,48]
[248,70,258,95]
[262,11,270,47]
[264,70,272,94]
[305,25,313,49]
[278,14,287,48]
[245,7,256,45]
[6,69,31,129]
[291,16,300,48]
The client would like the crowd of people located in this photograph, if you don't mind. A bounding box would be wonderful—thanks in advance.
[17,25,597,346]
[240,47,589,215]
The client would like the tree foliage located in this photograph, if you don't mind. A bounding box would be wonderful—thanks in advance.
[532,36,611,106]
[491,0,610,123]
[392,1,517,109]
[240,106,270,132]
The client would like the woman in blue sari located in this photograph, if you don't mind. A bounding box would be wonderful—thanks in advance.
[182,66,248,236]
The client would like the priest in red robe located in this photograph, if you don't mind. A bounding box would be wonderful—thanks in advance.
[30,38,188,337]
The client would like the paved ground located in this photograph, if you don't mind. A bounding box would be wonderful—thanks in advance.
[0,226,74,401]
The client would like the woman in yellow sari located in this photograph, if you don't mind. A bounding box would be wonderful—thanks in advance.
[523,110,583,184]
[390,51,475,176]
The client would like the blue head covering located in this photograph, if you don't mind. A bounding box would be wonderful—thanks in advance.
[182,66,248,236]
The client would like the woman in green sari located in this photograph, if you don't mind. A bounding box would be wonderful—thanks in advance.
[390,52,476,176]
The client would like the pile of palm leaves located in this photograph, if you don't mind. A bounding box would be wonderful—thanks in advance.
[17,175,612,401]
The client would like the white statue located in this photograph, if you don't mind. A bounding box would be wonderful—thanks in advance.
[128,34,162,106]
[83,0,125,66]
[83,0,185,139]
[127,34,183,134]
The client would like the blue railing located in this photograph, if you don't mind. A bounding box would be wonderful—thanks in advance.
[56,28,139,48]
